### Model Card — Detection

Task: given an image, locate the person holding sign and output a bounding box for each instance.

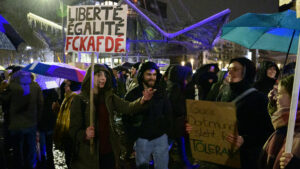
[218,57,274,169]
[68,64,155,169]
[259,75,300,169]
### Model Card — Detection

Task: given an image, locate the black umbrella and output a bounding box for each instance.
[0,14,24,50]
[113,65,128,72]
[122,62,134,69]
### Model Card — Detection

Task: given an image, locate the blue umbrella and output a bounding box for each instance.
[34,74,63,90]
[0,31,16,50]
[221,10,300,64]
[23,62,86,82]
[0,14,24,50]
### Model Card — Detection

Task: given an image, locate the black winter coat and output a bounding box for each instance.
[0,71,44,130]
[166,82,186,139]
[235,91,274,169]
[219,82,274,169]
[39,89,59,131]
[254,77,276,96]
[124,85,172,140]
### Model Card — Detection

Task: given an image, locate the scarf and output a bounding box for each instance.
[260,107,300,169]
[271,107,300,130]
[53,92,77,148]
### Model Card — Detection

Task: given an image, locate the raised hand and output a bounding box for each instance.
[142,88,157,102]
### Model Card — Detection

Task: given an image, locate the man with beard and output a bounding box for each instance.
[125,62,172,169]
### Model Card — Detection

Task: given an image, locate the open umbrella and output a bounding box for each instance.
[34,74,63,90]
[221,10,300,65]
[121,62,133,69]
[22,62,86,82]
[0,32,16,50]
[0,14,24,50]
[113,65,128,72]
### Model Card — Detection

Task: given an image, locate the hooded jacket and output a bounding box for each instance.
[0,70,43,130]
[166,65,192,138]
[69,64,146,169]
[125,62,172,140]
[254,61,279,95]
[219,58,274,169]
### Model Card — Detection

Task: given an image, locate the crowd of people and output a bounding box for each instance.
[0,57,299,169]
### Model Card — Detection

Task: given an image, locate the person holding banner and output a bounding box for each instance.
[259,75,300,169]
[218,57,274,169]
[68,64,155,169]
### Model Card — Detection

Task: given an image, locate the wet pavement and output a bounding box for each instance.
[53,145,68,169]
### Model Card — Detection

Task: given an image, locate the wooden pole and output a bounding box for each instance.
[90,52,95,154]
[285,35,300,153]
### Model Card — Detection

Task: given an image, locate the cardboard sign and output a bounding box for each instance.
[186,99,240,168]
[279,0,292,6]
[297,0,300,18]
[65,5,128,53]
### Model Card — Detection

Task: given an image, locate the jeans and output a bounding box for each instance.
[39,130,55,169]
[136,134,169,169]
[9,126,37,169]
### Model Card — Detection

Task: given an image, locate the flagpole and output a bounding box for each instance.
[284,33,300,153]
[90,52,95,154]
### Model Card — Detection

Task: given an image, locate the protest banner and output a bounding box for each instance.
[65,4,128,154]
[65,5,128,53]
[186,99,240,168]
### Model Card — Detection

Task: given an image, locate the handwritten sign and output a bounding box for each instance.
[186,99,240,168]
[65,5,128,53]
[279,0,292,6]
[297,0,300,18]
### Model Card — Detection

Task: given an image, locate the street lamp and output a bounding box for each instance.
[190,58,194,70]
[181,61,185,66]
[277,63,281,68]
